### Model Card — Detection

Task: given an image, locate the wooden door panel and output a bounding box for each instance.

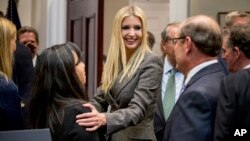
[67,0,103,99]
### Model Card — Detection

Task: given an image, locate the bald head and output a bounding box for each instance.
[178,15,222,56]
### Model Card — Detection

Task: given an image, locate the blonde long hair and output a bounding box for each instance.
[0,17,16,78]
[101,5,151,93]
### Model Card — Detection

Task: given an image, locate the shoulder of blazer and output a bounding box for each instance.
[141,52,163,67]
[226,68,250,84]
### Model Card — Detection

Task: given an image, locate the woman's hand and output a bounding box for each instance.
[76,103,107,131]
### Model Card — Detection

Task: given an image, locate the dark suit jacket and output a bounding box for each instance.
[0,76,23,131]
[214,68,250,141]
[13,42,34,103]
[91,52,163,141]
[217,54,228,75]
[154,56,168,141]
[154,88,166,141]
[53,103,99,141]
[162,63,225,141]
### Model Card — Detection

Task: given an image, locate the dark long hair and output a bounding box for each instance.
[28,42,87,132]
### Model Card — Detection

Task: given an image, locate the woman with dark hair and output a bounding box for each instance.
[28,42,99,141]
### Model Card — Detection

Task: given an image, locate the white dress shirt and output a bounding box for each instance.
[32,54,37,67]
[243,64,250,69]
[161,57,185,103]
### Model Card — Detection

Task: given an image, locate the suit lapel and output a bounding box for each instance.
[184,63,221,91]
[159,95,166,121]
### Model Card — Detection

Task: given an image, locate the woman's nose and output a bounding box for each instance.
[128,28,136,36]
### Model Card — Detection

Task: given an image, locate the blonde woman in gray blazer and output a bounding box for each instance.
[76,5,163,141]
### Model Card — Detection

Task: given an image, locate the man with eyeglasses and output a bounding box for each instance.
[162,15,226,141]
[154,22,184,141]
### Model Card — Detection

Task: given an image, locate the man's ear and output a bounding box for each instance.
[233,46,241,58]
[185,36,192,54]
[161,41,167,54]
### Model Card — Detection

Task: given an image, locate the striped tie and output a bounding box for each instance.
[163,68,176,121]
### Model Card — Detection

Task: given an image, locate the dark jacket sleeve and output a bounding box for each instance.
[13,42,34,103]
[54,104,99,141]
[0,78,23,131]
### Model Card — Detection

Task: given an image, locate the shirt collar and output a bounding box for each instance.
[243,64,250,69]
[185,59,218,85]
[164,56,173,74]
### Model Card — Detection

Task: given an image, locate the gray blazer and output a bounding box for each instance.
[91,52,163,141]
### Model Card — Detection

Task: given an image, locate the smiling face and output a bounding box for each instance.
[121,15,142,55]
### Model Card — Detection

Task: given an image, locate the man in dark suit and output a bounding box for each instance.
[154,22,184,141]
[214,69,250,141]
[162,15,225,141]
[13,42,34,106]
[214,24,250,141]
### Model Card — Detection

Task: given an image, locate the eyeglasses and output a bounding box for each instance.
[163,37,186,45]
[170,37,186,45]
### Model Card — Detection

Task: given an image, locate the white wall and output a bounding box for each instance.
[190,0,250,27]
[31,0,48,53]
[32,0,66,53]
[130,0,170,55]
[0,0,67,54]
[103,0,129,55]
[2,0,250,55]
[169,0,188,22]
[0,0,32,26]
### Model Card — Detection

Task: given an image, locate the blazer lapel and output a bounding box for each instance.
[113,53,149,100]
[114,69,138,99]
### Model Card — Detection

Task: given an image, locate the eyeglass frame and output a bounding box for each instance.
[163,37,186,45]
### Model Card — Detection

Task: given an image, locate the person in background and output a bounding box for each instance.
[154,22,184,141]
[213,69,250,141]
[163,15,225,141]
[28,42,99,141]
[224,11,250,28]
[214,24,250,141]
[217,11,250,75]
[12,41,34,128]
[17,26,39,66]
[221,25,250,72]
[76,5,163,141]
[147,31,155,50]
[219,11,250,73]
[0,17,23,131]
[0,10,34,128]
